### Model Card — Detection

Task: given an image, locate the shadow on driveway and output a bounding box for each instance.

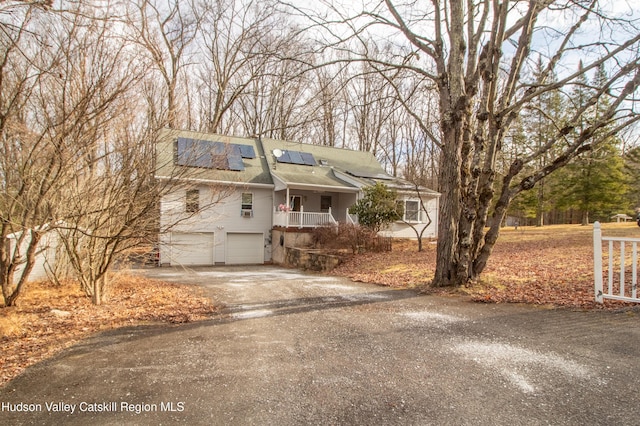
[220,289,420,319]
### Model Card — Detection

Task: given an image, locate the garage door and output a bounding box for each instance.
[226,233,264,264]
[169,232,214,266]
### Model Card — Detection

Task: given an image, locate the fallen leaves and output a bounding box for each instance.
[3,223,639,388]
[0,274,218,387]
[333,239,436,289]
[332,223,640,310]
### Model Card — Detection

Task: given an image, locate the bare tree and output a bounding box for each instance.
[297,0,640,287]
[311,66,343,146]
[49,3,232,305]
[0,2,65,306]
[236,36,314,141]
[126,0,202,129]
[20,2,144,304]
[0,1,242,307]
[56,126,234,305]
[348,57,401,154]
[394,184,435,252]
[402,118,440,189]
[194,0,288,135]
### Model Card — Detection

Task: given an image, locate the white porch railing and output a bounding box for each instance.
[346,208,358,225]
[273,206,338,228]
[593,221,640,304]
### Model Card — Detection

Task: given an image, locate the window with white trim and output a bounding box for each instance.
[186,189,199,213]
[402,200,421,222]
[241,192,253,217]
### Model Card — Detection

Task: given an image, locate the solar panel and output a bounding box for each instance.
[278,151,291,163]
[276,150,316,166]
[300,152,316,166]
[193,140,213,168]
[175,138,247,171]
[227,154,245,171]
[176,137,190,166]
[288,151,304,164]
[176,138,213,168]
[210,142,228,169]
[227,145,245,171]
[207,141,222,155]
[347,170,394,180]
[236,144,256,159]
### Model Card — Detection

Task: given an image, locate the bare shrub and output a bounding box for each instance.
[310,225,339,248]
[311,223,387,254]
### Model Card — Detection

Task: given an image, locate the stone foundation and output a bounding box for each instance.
[271,228,342,272]
[285,247,342,272]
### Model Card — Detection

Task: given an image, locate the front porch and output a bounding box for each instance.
[273,207,357,228]
[272,188,358,229]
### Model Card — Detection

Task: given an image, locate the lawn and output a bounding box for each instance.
[0,274,218,387]
[1,222,638,387]
[332,222,640,309]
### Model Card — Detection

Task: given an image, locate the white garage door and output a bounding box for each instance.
[169,232,214,266]
[226,233,264,264]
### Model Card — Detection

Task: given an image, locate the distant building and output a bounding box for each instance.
[611,214,633,222]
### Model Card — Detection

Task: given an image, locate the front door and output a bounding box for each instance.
[290,195,302,212]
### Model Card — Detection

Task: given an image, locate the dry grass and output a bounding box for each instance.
[332,222,640,310]
[0,273,218,387]
[2,222,638,387]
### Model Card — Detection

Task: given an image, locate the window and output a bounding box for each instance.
[186,189,199,213]
[320,196,332,212]
[241,193,253,217]
[241,192,253,210]
[404,200,420,222]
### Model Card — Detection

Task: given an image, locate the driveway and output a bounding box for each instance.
[2,266,640,425]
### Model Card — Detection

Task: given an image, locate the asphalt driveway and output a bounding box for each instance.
[2,266,640,425]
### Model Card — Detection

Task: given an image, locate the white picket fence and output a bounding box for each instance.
[593,221,640,304]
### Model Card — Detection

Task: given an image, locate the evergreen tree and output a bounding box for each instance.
[556,63,629,224]
[349,182,401,232]
[624,146,640,212]
[559,142,628,222]
[508,57,566,226]
[522,58,566,226]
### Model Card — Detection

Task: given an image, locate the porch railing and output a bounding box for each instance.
[593,221,640,304]
[346,209,358,225]
[274,206,337,228]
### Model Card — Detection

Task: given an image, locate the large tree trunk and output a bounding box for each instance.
[1,230,42,307]
[536,182,545,227]
[581,211,590,226]
[431,0,468,287]
[92,274,107,306]
[433,134,463,287]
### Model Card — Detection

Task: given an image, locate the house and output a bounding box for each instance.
[155,128,440,266]
[611,213,633,223]
[5,225,70,282]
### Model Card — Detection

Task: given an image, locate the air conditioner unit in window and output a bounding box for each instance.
[241,209,253,218]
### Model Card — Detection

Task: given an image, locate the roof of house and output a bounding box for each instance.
[156,129,439,197]
[155,128,273,186]
[611,213,633,219]
[260,138,391,191]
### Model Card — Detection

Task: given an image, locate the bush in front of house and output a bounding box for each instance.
[311,223,390,254]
